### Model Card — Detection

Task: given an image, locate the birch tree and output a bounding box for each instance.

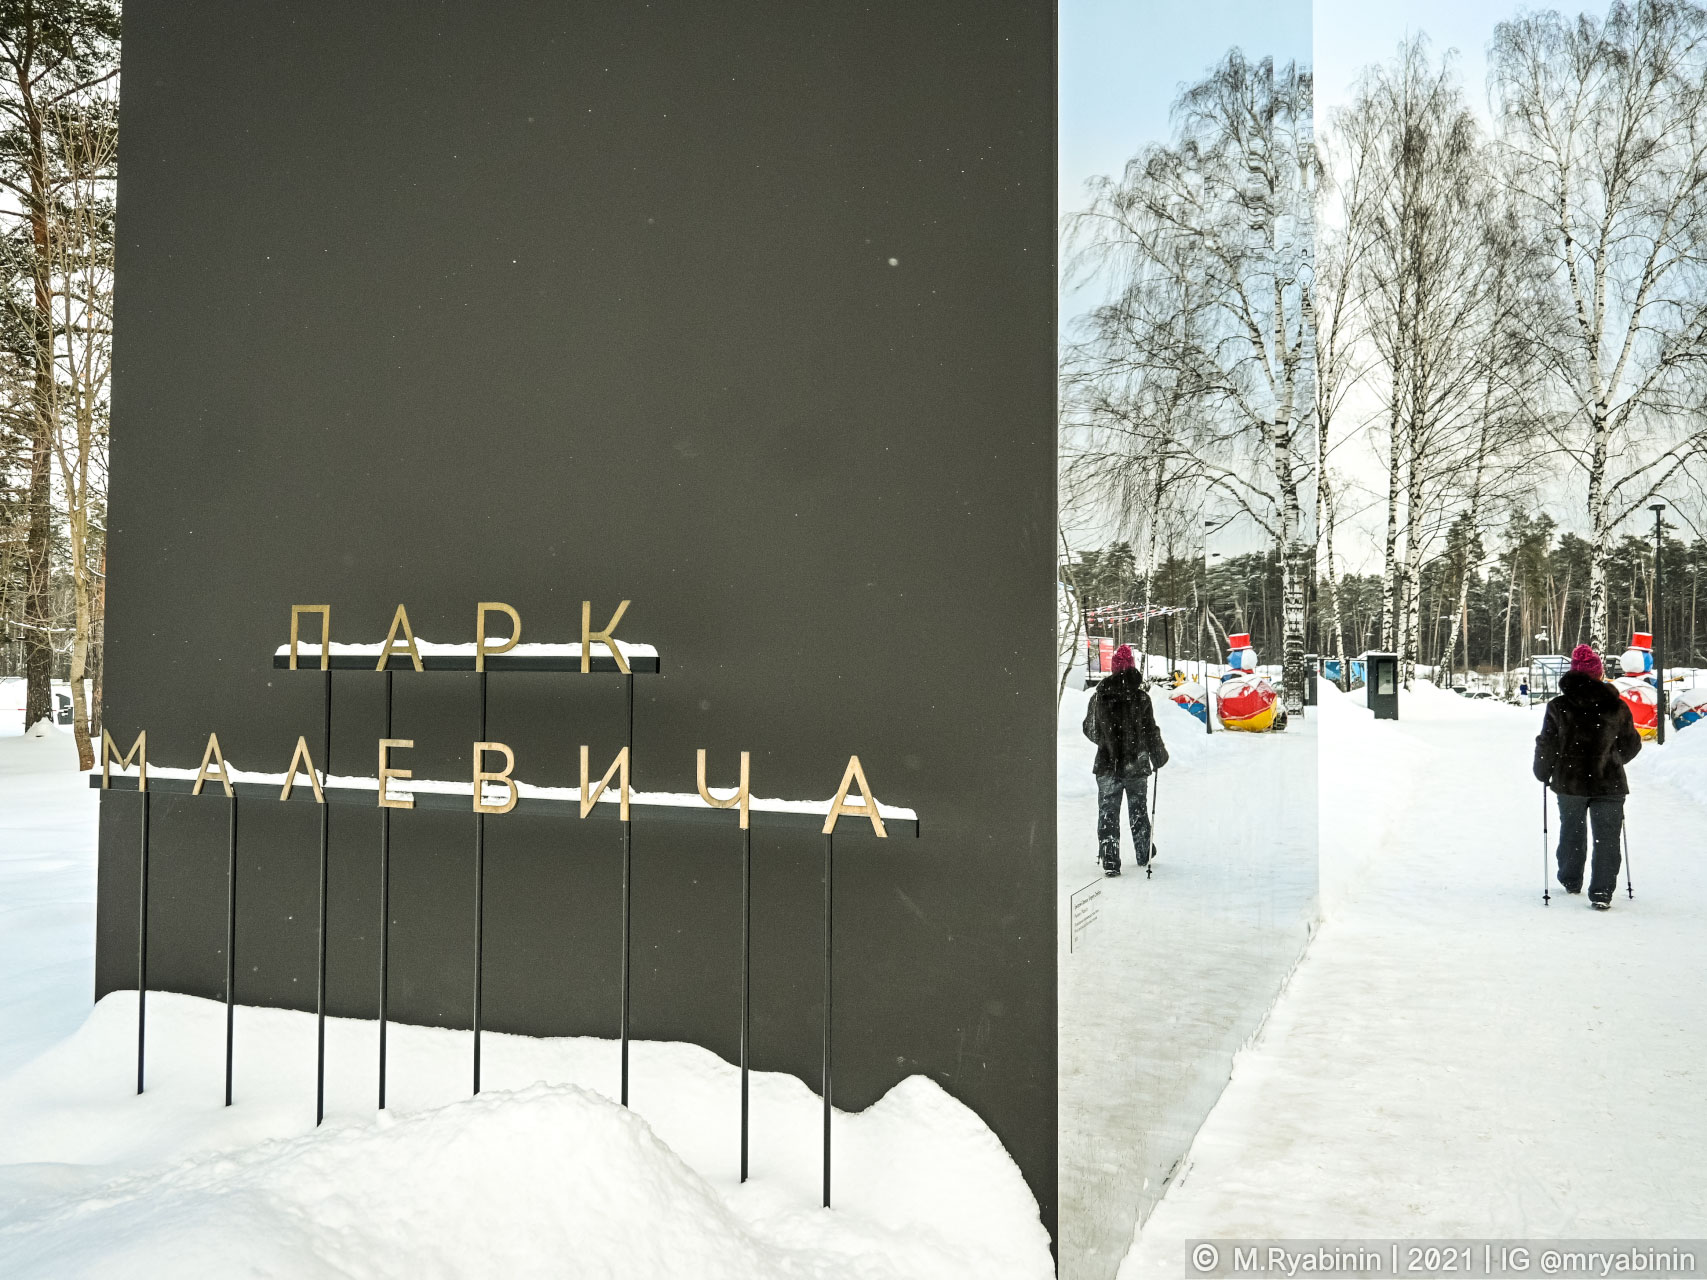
[1493,0,1707,650]
[42,87,113,766]
[1065,52,1317,709]
[1335,41,1502,680]
[0,0,120,729]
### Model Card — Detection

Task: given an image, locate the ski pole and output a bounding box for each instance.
[1148,767,1159,879]
[1623,814,1634,900]
[1541,782,1550,907]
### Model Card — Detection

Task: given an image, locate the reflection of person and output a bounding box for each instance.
[1083,644,1169,876]
[1533,644,1642,910]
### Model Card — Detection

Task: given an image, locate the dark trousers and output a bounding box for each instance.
[1097,772,1151,869]
[1556,793,1624,899]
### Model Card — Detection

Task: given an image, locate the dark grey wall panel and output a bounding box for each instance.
[100,0,1056,1231]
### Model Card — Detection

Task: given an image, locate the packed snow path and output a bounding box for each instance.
[1059,676,1318,1280]
[1121,683,1707,1275]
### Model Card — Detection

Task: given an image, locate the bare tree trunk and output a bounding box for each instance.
[19,68,55,732]
[1502,554,1515,693]
[89,546,105,739]
[22,420,51,730]
[1322,476,1346,659]
[1587,409,1611,650]
[1057,530,1084,710]
[1382,393,1403,649]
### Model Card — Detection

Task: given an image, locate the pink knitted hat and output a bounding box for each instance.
[1568,644,1603,678]
[1110,644,1137,674]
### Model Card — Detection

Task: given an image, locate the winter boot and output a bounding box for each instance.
[1589,893,1612,911]
[1101,854,1122,878]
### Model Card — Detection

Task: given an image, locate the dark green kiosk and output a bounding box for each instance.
[1362,651,1400,719]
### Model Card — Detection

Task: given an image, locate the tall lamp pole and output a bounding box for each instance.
[1203,522,1217,736]
[1652,502,1667,744]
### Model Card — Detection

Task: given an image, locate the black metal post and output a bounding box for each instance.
[378,669,393,1110]
[316,669,331,1126]
[136,790,151,1095]
[473,670,487,1095]
[822,831,834,1210]
[1653,503,1667,745]
[224,794,239,1106]
[620,672,634,1107]
[740,824,752,1182]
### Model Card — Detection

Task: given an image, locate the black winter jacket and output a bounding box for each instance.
[1532,670,1643,796]
[1082,669,1170,778]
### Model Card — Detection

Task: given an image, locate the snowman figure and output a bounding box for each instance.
[1613,632,1660,740]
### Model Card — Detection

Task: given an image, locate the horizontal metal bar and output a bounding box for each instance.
[90,774,919,838]
[271,652,660,674]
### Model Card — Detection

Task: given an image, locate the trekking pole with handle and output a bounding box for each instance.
[1623,815,1634,899]
[1147,767,1159,879]
[1542,781,1550,907]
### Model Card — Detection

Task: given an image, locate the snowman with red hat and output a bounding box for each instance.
[1613,632,1660,741]
[1216,632,1282,732]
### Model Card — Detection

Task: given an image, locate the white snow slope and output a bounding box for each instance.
[1059,673,1318,1280]
[0,726,96,1079]
[0,727,1051,1280]
[1120,682,1707,1276]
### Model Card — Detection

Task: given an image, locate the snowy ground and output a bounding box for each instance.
[1119,682,1707,1276]
[0,727,1051,1279]
[0,726,97,1080]
[1058,673,1318,1280]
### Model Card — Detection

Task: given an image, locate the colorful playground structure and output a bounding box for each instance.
[1674,684,1707,731]
[1215,633,1282,732]
[1168,632,1282,732]
[1615,633,1660,740]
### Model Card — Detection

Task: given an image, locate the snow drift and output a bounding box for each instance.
[0,992,1050,1280]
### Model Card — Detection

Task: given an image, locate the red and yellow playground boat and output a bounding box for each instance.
[1216,633,1282,732]
[1614,633,1660,741]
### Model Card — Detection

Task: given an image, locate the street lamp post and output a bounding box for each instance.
[1652,502,1666,745]
[1203,523,1218,736]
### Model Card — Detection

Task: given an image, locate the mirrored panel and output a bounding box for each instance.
[1058,2,1318,1274]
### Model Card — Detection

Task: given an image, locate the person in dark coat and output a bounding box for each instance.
[1533,644,1642,909]
[1083,644,1169,875]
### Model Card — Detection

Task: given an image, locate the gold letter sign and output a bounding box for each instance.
[695,748,750,829]
[473,742,519,814]
[192,733,234,798]
[823,755,887,837]
[377,604,423,672]
[378,739,415,809]
[475,602,521,672]
[582,599,631,674]
[579,745,630,819]
[279,736,325,803]
[101,729,146,790]
[290,605,331,671]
